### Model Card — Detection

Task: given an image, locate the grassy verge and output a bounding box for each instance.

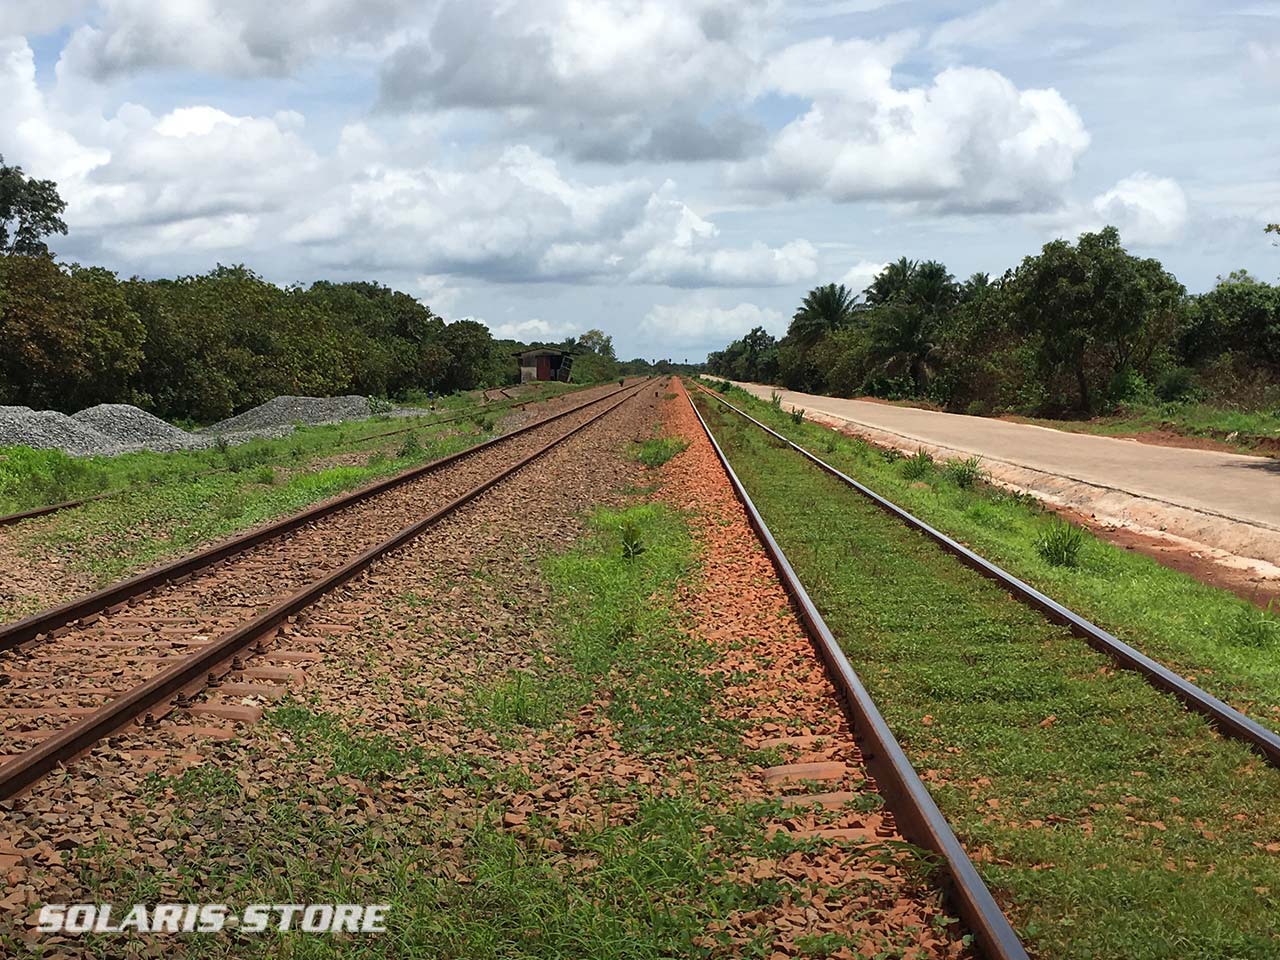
[0,381,583,517]
[1011,402,1280,454]
[696,380,1280,722]
[693,388,1280,960]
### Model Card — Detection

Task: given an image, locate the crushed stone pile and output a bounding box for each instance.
[203,395,374,435]
[0,393,441,457]
[72,404,203,452]
[0,409,128,457]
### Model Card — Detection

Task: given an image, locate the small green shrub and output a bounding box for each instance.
[770,392,782,409]
[252,465,276,485]
[397,432,423,459]
[632,437,688,468]
[620,518,646,560]
[366,451,386,468]
[881,447,902,464]
[367,395,394,418]
[790,408,805,424]
[901,448,934,480]
[943,456,983,489]
[1035,518,1087,568]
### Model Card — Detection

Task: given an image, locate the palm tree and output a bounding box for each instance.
[864,257,917,306]
[867,260,958,393]
[789,283,858,344]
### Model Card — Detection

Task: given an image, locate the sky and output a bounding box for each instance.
[2,1,1278,362]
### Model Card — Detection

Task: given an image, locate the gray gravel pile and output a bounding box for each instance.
[0,409,128,457]
[203,395,374,435]
[72,404,203,451]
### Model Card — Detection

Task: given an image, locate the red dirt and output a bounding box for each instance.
[659,381,969,959]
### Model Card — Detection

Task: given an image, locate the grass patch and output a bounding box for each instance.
[693,383,1280,719]
[1034,518,1087,568]
[694,388,1280,960]
[630,437,689,468]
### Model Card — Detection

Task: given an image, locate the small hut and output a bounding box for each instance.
[514,348,574,383]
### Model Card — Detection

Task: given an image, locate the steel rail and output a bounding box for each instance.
[0,387,575,529]
[691,381,1280,768]
[684,386,1029,960]
[0,382,644,652]
[0,382,644,800]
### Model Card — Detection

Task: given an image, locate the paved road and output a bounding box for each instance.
[732,382,1280,532]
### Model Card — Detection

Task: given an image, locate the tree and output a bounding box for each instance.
[0,156,68,256]
[1007,227,1184,413]
[576,328,616,359]
[789,283,858,344]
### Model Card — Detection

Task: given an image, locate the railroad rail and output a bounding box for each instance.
[684,385,1029,960]
[0,387,570,529]
[690,381,1280,768]
[0,380,649,798]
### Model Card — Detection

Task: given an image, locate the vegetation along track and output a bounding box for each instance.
[692,380,1280,766]
[0,386,564,528]
[690,379,1280,959]
[0,380,650,798]
[680,381,1027,960]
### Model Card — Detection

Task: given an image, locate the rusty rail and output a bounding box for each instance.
[0,382,644,799]
[691,381,1280,768]
[685,386,1029,960]
[0,382,639,652]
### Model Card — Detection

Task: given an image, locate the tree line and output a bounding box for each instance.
[708,227,1280,417]
[0,155,702,423]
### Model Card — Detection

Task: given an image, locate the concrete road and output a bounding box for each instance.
[731,382,1280,533]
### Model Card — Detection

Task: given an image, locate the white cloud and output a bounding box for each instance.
[0,1,92,36]
[1,40,813,286]
[487,317,575,341]
[928,0,1067,52]
[840,259,887,295]
[744,34,1090,212]
[58,0,415,78]
[641,300,785,352]
[378,0,768,161]
[1089,173,1189,246]
[1250,40,1280,81]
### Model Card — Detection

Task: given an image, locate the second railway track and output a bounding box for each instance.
[0,379,650,798]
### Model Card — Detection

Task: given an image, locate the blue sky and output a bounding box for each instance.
[2,1,1277,362]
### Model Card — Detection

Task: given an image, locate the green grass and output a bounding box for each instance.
[693,382,1280,723]
[1014,402,1280,454]
[694,389,1280,960]
[628,437,689,468]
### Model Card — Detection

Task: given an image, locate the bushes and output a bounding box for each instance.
[0,447,110,511]
[1035,519,1087,568]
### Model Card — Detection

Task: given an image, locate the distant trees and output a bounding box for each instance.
[0,156,68,256]
[708,225,1279,417]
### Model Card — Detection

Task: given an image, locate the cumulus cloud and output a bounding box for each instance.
[57,0,417,78]
[743,34,1090,212]
[840,259,888,295]
[1088,173,1189,246]
[1,38,812,288]
[378,0,768,162]
[487,317,576,341]
[641,300,785,353]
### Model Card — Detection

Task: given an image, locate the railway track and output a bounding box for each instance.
[0,379,649,798]
[0,386,568,529]
[691,380,1280,768]
[682,383,1029,960]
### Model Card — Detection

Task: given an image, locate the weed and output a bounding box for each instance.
[366,450,386,468]
[1035,518,1087,568]
[620,517,646,559]
[901,448,934,480]
[881,447,902,464]
[632,437,688,468]
[367,395,395,417]
[943,455,984,489]
[1233,601,1280,648]
[252,465,276,485]
[397,432,423,459]
[790,408,805,424]
[770,392,782,409]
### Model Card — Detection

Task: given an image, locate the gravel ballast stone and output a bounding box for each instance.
[204,395,374,435]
